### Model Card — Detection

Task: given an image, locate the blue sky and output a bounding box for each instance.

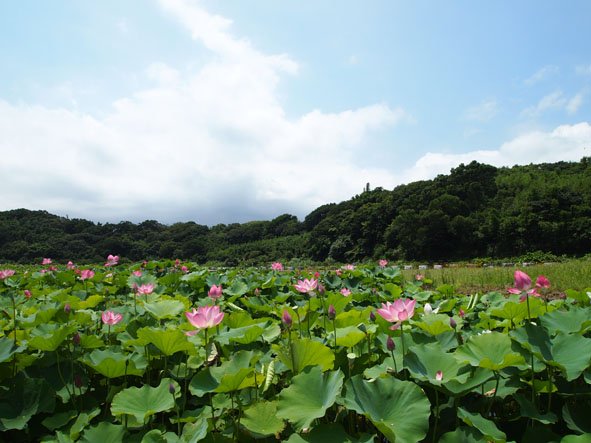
[1,0,590,225]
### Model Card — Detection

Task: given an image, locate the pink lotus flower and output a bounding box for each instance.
[343,264,355,271]
[132,270,143,277]
[508,270,541,302]
[101,310,123,325]
[378,259,388,268]
[66,261,76,270]
[436,370,443,381]
[136,283,155,296]
[208,285,223,300]
[335,269,342,276]
[0,269,15,280]
[24,289,32,299]
[185,305,224,330]
[415,274,424,281]
[105,254,119,267]
[340,288,352,297]
[181,265,189,273]
[42,258,52,265]
[377,299,416,330]
[271,262,284,271]
[459,308,465,318]
[80,269,95,281]
[536,275,550,289]
[294,278,318,293]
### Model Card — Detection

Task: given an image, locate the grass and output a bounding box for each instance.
[401,259,591,294]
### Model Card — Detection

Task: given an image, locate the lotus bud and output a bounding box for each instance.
[327,304,336,321]
[72,332,81,346]
[436,370,443,381]
[64,303,71,315]
[169,383,176,395]
[387,336,395,351]
[459,308,465,318]
[450,317,457,329]
[318,283,326,295]
[24,289,32,299]
[282,310,292,329]
[74,374,83,388]
[369,311,376,322]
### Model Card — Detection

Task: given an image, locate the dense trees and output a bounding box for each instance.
[1,159,590,264]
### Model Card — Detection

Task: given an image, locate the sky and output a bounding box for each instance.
[1,0,590,226]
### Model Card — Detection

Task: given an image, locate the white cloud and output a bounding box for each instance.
[463,99,498,122]
[566,93,584,114]
[576,64,591,76]
[401,122,591,182]
[520,91,566,118]
[0,0,405,224]
[524,65,559,86]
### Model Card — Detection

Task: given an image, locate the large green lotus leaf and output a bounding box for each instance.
[491,300,529,324]
[325,292,353,315]
[28,323,78,351]
[69,407,101,440]
[143,299,186,320]
[275,338,335,373]
[444,368,493,395]
[79,334,105,349]
[111,378,177,423]
[413,314,454,336]
[189,369,219,397]
[216,323,266,345]
[0,336,23,363]
[189,350,257,395]
[404,343,469,383]
[276,367,343,431]
[81,349,145,378]
[510,323,553,362]
[551,334,591,381]
[180,416,208,443]
[215,367,256,393]
[224,311,258,328]
[383,283,402,298]
[439,426,488,442]
[80,422,126,443]
[241,401,285,438]
[224,280,249,296]
[334,310,366,328]
[330,326,366,348]
[137,327,195,356]
[341,375,430,443]
[77,294,105,309]
[455,332,526,371]
[21,308,58,327]
[0,376,55,431]
[457,408,506,443]
[41,410,78,431]
[513,393,557,424]
[539,307,591,335]
[285,423,374,443]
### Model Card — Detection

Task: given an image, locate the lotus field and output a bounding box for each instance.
[2,258,591,442]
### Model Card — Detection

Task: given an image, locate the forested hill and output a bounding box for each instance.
[1,158,590,264]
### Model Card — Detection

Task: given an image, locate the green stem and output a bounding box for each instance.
[432,389,440,443]
[525,293,532,324]
[307,299,312,338]
[332,319,337,348]
[531,353,536,405]
[294,310,302,339]
[547,366,552,413]
[288,331,296,373]
[486,371,500,417]
[390,349,397,373]
[400,324,406,356]
[320,295,327,332]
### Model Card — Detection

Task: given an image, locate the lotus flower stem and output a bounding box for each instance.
[547,366,553,412]
[320,295,327,332]
[288,331,296,373]
[486,371,500,417]
[531,353,536,405]
[307,299,312,338]
[432,389,440,443]
[400,325,406,356]
[525,293,532,324]
[332,318,337,348]
[390,349,397,373]
[294,310,302,339]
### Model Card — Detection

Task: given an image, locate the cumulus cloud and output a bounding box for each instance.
[401,122,591,182]
[0,0,405,225]
[520,91,566,118]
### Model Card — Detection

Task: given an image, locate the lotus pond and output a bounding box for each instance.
[1,259,591,442]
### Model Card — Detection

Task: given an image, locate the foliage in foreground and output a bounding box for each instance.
[1,258,591,442]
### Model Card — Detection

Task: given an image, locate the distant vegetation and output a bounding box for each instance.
[1,158,590,265]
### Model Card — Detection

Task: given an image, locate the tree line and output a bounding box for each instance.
[1,158,589,265]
